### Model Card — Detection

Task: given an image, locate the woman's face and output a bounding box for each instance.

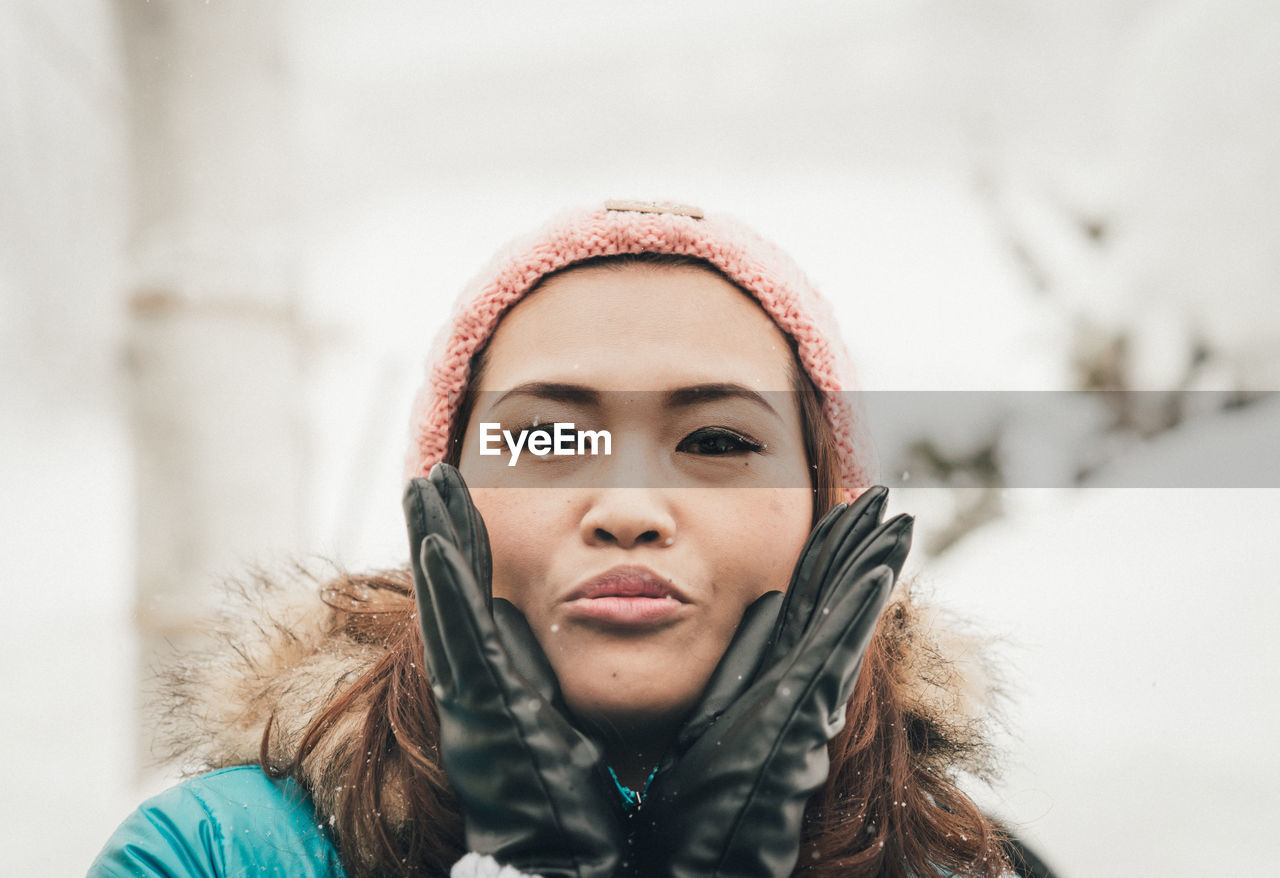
[457,263,813,736]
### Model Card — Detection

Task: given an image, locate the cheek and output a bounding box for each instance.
[468,488,565,606]
[705,488,812,601]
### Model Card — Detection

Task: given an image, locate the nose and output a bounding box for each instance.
[579,488,676,549]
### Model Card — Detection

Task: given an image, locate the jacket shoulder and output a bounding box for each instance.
[87,766,346,878]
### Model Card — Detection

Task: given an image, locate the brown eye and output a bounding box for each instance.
[678,428,765,456]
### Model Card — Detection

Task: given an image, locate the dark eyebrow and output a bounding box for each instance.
[493,383,600,407]
[665,383,782,421]
[493,382,781,421]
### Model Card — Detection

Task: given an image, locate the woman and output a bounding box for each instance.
[91,202,1017,877]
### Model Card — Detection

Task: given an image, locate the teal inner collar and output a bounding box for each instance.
[607,765,659,812]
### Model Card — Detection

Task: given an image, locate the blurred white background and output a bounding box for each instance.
[2,1,1278,874]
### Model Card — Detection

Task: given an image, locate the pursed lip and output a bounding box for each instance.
[563,565,690,603]
[561,565,692,628]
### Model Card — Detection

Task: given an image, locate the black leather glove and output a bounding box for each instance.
[632,486,912,878]
[404,464,625,878]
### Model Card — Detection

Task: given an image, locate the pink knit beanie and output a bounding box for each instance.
[405,200,879,500]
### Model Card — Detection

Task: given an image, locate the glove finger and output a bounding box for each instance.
[765,512,909,712]
[807,487,889,593]
[412,576,455,695]
[406,474,460,549]
[803,558,896,686]
[765,562,896,733]
[816,565,896,732]
[753,513,911,719]
[670,562,894,859]
[423,545,625,876]
[404,474,478,603]
[839,485,891,546]
[766,502,846,657]
[404,481,458,693]
[709,565,896,874]
[768,487,890,661]
[802,508,910,638]
[492,597,561,706]
[823,512,914,596]
[677,590,784,751]
[429,463,494,604]
[420,534,510,706]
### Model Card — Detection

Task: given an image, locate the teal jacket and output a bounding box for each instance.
[88,766,346,878]
[88,766,1037,878]
[88,765,646,878]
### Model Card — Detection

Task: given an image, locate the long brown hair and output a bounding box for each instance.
[280,257,1010,877]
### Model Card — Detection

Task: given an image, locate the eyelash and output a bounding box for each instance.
[503,424,766,456]
[677,427,766,456]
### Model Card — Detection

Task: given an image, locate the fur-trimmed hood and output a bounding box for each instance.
[153,566,1004,840]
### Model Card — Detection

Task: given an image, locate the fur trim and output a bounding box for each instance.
[881,582,1005,781]
[151,567,1004,844]
[151,565,414,830]
[153,566,363,772]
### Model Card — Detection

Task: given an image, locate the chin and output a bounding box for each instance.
[559,662,704,737]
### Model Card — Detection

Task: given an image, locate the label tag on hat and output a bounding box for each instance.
[604,199,704,219]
